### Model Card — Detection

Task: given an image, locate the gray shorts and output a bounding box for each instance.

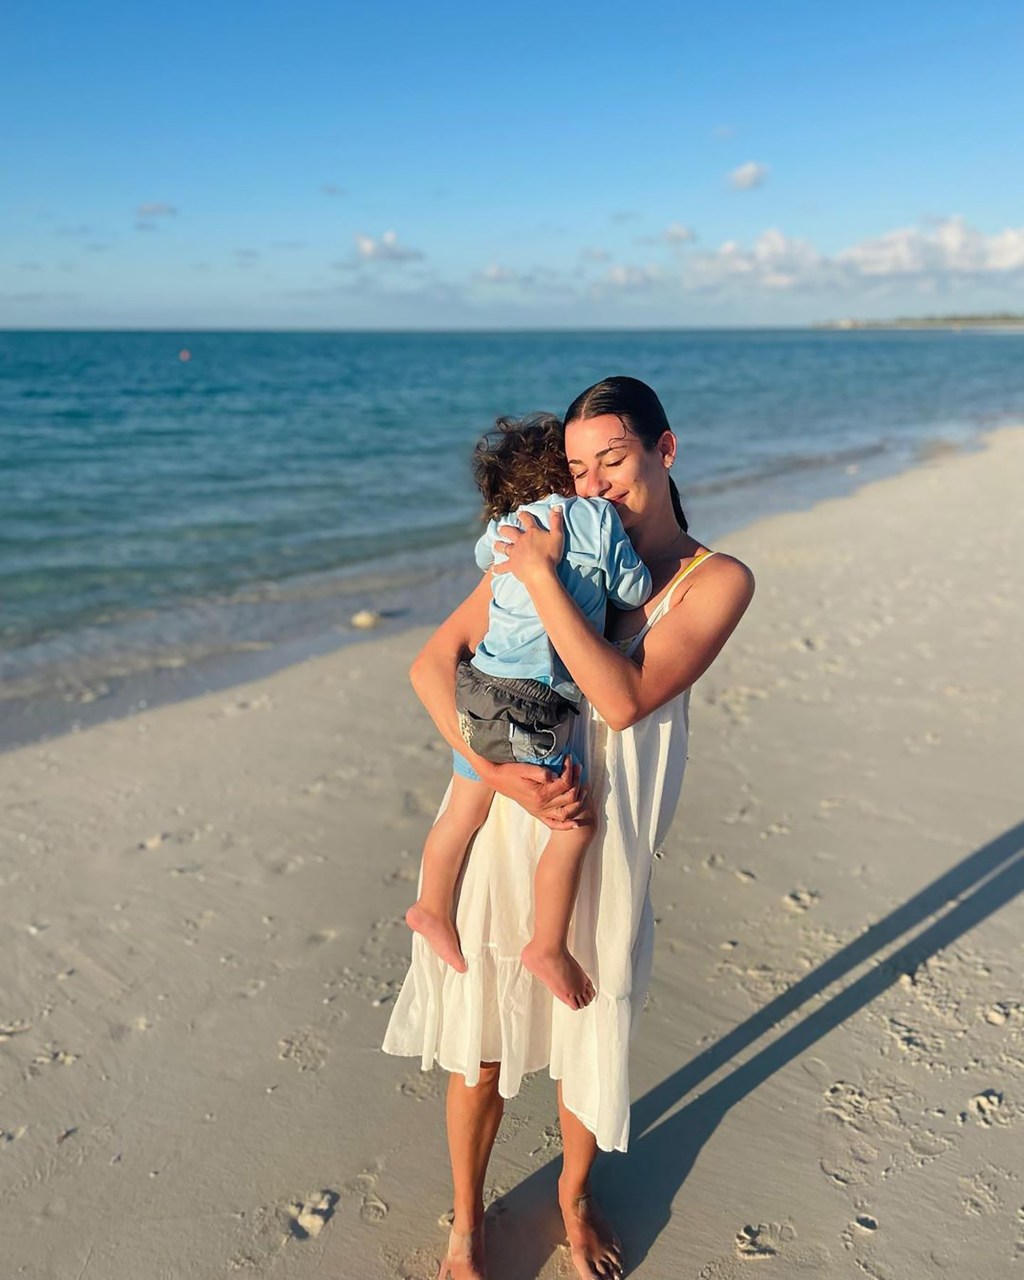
[454,659,577,767]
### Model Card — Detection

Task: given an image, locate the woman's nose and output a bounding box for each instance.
[580,472,607,499]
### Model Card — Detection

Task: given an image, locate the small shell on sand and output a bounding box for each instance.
[350,609,383,630]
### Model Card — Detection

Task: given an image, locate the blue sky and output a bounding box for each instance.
[3,0,1023,328]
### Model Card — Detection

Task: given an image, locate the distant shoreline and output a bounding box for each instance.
[816,314,1024,331]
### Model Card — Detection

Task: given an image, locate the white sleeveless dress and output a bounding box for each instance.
[382,551,718,1152]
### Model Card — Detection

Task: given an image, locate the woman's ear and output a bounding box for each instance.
[659,430,677,469]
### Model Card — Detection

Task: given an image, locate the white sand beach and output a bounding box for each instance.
[2,429,1022,1279]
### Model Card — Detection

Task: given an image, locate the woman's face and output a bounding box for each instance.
[564,413,675,531]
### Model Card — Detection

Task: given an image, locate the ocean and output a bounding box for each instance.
[3,328,1023,748]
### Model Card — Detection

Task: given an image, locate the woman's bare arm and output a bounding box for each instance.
[493,508,755,730]
[408,572,493,761]
[515,554,754,730]
[409,572,588,827]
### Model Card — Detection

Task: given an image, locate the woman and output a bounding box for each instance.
[383,377,755,1279]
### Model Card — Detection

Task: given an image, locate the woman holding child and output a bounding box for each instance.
[383,376,754,1279]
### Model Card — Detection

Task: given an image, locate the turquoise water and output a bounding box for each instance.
[3,328,1024,721]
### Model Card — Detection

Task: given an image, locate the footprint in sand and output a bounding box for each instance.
[399,1071,443,1102]
[382,861,418,885]
[983,1001,1023,1027]
[277,1030,328,1072]
[286,1189,338,1239]
[228,1190,336,1270]
[307,928,339,947]
[819,1075,953,1190]
[528,1124,563,1158]
[698,1219,829,1277]
[785,888,821,912]
[137,826,209,852]
[735,1221,794,1258]
[269,852,305,875]
[28,1046,79,1076]
[959,1166,1011,1217]
[841,1210,879,1251]
[345,1171,389,1223]
[760,819,792,839]
[966,1090,1006,1127]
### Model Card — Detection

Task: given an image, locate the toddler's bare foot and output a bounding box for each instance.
[558,1183,624,1279]
[406,902,468,972]
[521,939,595,1009]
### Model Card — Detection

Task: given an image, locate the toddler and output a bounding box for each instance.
[405,413,651,1009]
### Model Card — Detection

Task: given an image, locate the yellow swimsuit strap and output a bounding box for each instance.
[659,547,715,602]
[618,549,718,656]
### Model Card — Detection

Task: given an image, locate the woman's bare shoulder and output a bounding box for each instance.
[688,549,755,601]
[656,549,755,638]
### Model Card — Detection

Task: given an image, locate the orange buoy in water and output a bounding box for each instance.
[179,349,191,362]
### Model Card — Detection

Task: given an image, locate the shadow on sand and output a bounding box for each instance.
[484,820,1024,1278]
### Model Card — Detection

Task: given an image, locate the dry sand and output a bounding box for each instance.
[2,429,1022,1280]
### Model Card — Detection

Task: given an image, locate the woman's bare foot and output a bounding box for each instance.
[436,1224,487,1279]
[406,902,468,973]
[558,1183,624,1279]
[521,939,595,1009]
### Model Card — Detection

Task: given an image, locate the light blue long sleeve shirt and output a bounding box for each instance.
[472,493,652,703]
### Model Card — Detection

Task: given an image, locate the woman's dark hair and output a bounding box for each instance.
[472,412,574,521]
[563,375,688,531]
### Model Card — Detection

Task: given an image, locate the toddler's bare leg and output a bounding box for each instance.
[520,825,596,1009]
[406,775,494,973]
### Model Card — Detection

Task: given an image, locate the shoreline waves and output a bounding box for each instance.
[6,327,1024,751]
[0,425,999,754]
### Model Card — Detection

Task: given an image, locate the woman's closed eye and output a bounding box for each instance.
[570,459,623,482]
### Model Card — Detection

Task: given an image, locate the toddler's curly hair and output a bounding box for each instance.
[471,412,574,521]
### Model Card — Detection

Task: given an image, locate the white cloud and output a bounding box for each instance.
[354,230,423,263]
[684,216,1024,294]
[469,263,580,297]
[837,215,1024,277]
[729,162,768,191]
[604,264,663,291]
[665,222,696,244]
[689,228,824,290]
[136,202,177,217]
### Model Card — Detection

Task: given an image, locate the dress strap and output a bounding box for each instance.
[626,549,719,657]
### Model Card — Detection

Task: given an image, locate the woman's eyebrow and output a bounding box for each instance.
[567,444,627,466]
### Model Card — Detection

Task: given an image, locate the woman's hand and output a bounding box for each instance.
[477,756,590,830]
[492,506,565,588]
